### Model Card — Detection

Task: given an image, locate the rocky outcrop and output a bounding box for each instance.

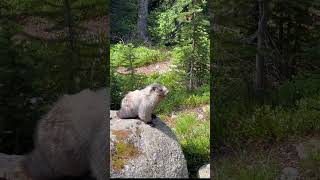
[197,164,210,178]
[110,110,189,178]
[1,110,189,179]
[0,153,29,180]
[281,167,299,180]
[0,152,100,180]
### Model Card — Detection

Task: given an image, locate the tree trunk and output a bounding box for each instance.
[255,0,268,91]
[63,0,77,93]
[64,0,75,51]
[128,45,135,87]
[137,0,149,43]
[187,0,197,91]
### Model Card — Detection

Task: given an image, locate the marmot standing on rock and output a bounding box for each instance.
[21,88,108,180]
[117,83,169,126]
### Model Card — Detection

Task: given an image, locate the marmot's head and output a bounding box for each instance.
[146,83,169,100]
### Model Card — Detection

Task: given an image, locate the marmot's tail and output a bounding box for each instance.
[116,110,123,118]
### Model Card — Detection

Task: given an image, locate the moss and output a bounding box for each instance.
[112,141,141,171]
[111,129,141,172]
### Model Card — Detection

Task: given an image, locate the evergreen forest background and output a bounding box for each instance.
[210,1,320,179]
[0,0,108,155]
[0,0,319,179]
[111,0,210,177]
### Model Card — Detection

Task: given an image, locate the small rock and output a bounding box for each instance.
[281,167,299,180]
[171,113,177,119]
[295,144,307,160]
[197,114,205,120]
[295,138,320,160]
[197,164,210,179]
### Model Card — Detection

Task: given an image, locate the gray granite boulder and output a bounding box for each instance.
[110,110,189,178]
[0,153,30,180]
[281,167,299,180]
[197,164,210,178]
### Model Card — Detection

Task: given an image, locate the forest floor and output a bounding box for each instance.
[214,134,320,179]
[17,16,108,40]
[116,60,172,75]
[161,105,210,127]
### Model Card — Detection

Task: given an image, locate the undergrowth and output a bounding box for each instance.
[214,74,320,147]
[173,113,210,178]
[111,43,170,68]
[213,151,279,180]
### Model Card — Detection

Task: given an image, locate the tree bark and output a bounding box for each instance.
[255,0,268,91]
[64,0,75,51]
[63,0,77,93]
[188,0,197,91]
[137,0,150,43]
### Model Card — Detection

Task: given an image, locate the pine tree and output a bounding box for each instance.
[0,0,109,153]
[148,0,209,91]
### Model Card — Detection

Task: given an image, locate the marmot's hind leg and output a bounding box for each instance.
[138,109,152,123]
[146,121,155,127]
[117,110,138,119]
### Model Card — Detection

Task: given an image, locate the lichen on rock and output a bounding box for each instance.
[111,129,141,171]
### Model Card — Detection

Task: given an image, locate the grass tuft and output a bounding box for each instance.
[173,113,210,178]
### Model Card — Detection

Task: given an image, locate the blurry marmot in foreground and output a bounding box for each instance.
[21,88,108,180]
[117,83,169,126]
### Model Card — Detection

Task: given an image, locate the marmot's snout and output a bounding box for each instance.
[162,86,169,97]
[155,84,169,98]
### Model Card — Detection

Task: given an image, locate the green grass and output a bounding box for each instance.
[156,88,209,115]
[214,74,320,147]
[111,66,210,113]
[182,86,210,108]
[173,113,210,178]
[214,152,279,180]
[214,92,320,146]
[239,94,320,143]
[111,43,170,68]
[213,137,320,180]
[139,71,210,114]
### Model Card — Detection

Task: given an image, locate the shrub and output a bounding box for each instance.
[173,113,210,178]
[233,94,320,144]
[214,154,279,180]
[111,43,169,68]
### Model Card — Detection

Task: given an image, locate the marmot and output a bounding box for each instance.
[116,83,169,126]
[21,88,108,180]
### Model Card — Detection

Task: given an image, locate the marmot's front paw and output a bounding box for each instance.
[146,121,155,127]
[151,114,157,119]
